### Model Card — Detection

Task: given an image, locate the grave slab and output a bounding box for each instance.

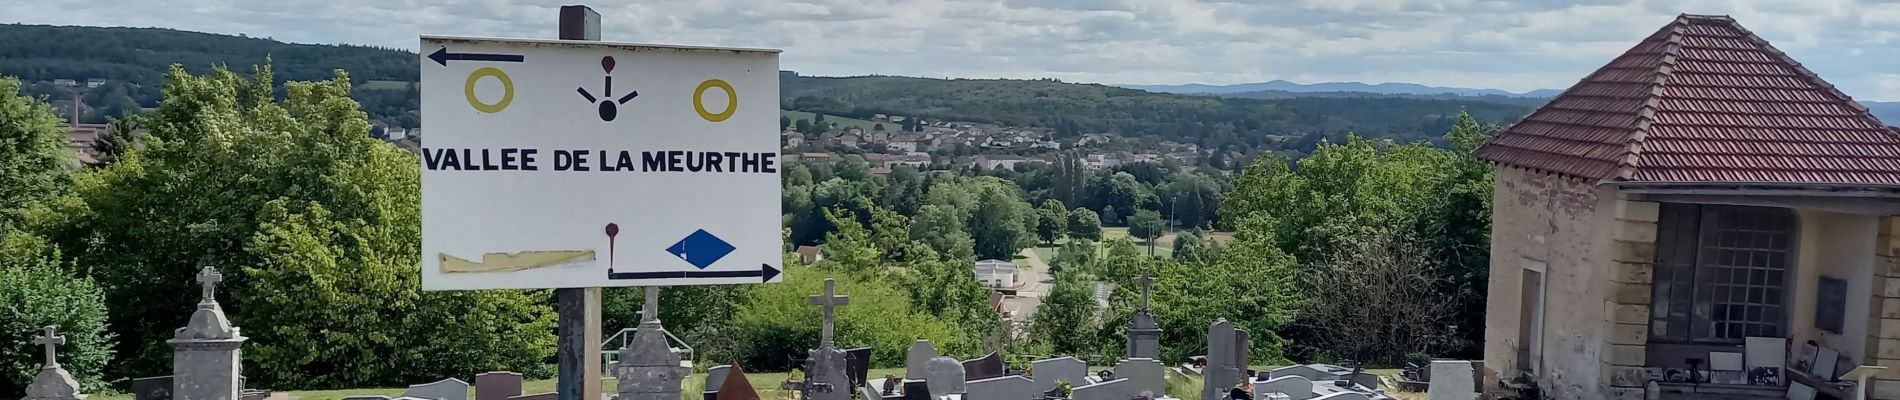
[403,378,470,400]
[1031,357,1086,392]
[474,372,523,400]
[966,375,1034,400]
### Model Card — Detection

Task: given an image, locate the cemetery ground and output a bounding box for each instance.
[84,367,1418,400]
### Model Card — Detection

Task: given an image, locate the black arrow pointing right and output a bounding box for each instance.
[609,263,781,283]
[428,47,526,66]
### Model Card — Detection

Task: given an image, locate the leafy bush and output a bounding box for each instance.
[0,229,112,398]
[731,265,964,371]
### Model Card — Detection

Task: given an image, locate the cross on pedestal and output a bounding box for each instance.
[196,266,224,304]
[1132,268,1157,312]
[807,279,850,349]
[33,325,65,369]
[640,286,660,323]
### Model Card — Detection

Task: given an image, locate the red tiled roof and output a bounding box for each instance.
[1475,14,1900,185]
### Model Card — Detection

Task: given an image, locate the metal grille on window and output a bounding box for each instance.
[1647,204,1794,343]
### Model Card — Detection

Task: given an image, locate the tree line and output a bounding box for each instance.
[0,63,1500,398]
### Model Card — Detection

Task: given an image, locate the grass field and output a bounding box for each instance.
[91,365,1420,400]
[782,110,895,134]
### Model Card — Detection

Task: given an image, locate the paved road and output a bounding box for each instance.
[999,247,1053,332]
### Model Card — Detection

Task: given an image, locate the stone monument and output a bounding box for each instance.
[24,325,85,400]
[782,279,851,400]
[1126,269,1162,360]
[1201,319,1239,400]
[171,266,246,400]
[614,287,687,400]
[1031,357,1086,393]
[906,340,938,379]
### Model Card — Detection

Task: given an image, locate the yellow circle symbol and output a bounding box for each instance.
[464,67,514,113]
[694,79,737,122]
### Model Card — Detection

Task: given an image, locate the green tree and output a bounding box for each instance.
[1036,199,1068,245]
[795,118,813,133]
[44,66,557,386]
[969,184,1034,260]
[0,76,73,223]
[912,205,975,260]
[1067,208,1102,241]
[89,116,145,166]
[835,155,873,181]
[732,264,964,370]
[781,115,792,130]
[1100,205,1120,226]
[0,229,113,398]
[873,123,885,131]
[1030,270,1097,355]
[820,208,880,274]
[1127,209,1164,245]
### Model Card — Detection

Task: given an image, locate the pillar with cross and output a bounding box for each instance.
[169,266,246,400]
[23,325,84,400]
[614,285,687,400]
[1125,268,1163,360]
[785,279,851,400]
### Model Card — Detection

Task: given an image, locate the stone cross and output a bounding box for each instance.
[808,279,850,349]
[1132,269,1157,311]
[196,266,223,304]
[641,286,661,323]
[34,325,65,368]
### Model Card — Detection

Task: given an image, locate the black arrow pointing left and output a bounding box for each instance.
[428,47,525,66]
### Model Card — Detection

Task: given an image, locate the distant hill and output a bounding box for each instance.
[0,24,419,126]
[782,72,1534,154]
[1124,79,1562,98]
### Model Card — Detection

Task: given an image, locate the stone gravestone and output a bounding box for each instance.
[171,267,246,400]
[845,348,874,389]
[403,378,469,400]
[901,380,932,400]
[1233,329,1250,375]
[1031,357,1086,392]
[701,366,732,398]
[906,340,939,379]
[925,356,968,395]
[1252,376,1313,400]
[24,325,85,400]
[473,372,522,400]
[1312,393,1369,400]
[1070,378,1130,400]
[616,287,688,400]
[966,375,1034,400]
[1202,319,1238,400]
[963,352,1006,381]
[1114,358,1165,398]
[784,279,852,400]
[1424,361,1475,400]
[133,376,174,400]
[1126,270,1162,360]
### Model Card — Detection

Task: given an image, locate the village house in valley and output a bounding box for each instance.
[1477,14,1900,400]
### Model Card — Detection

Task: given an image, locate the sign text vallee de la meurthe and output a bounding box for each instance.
[419,36,784,291]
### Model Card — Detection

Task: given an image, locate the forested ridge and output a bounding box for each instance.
[0,25,1534,149]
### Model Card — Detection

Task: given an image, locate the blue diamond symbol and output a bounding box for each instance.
[666,229,735,269]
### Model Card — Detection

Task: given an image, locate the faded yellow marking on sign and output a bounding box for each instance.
[440,250,596,273]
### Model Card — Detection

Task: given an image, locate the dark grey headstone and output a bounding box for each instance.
[1204,319,1238,400]
[964,352,1006,381]
[966,375,1035,400]
[404,378,470,400]
[474,372,523,400]
[1252,376,1313,400]
[926,356,968,394]
[846,347,875,388]
[133,376,174,400]
[1071,378,1130,400]
[907,340,939,379]
[902,380,932,400]
[1031,357,1086,392]
[702,366,732,394]
[1115,359,1164,397]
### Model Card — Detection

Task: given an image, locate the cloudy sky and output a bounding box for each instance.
[12,0,1900,100]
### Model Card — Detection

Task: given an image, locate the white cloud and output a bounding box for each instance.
[8,0,1900,100]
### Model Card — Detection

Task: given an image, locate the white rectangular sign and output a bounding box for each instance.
[420,36,782,290]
